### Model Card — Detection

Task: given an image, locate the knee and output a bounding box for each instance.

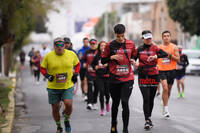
[65,102,72,108]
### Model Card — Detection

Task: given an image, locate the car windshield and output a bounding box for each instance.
[183,51,200,59]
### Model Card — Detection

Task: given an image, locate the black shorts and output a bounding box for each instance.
[109,80,134,102]
[159,70,176,85]
[79,68,86,81]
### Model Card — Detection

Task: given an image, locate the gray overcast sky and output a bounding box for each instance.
[46,0,109,39]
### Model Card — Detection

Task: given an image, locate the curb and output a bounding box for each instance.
[1,78,16,133]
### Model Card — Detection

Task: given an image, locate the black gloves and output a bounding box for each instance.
[72,73,78,83]
[45,73,54,82]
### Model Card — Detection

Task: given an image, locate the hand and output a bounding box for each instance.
[83,63,87,68]
[131,59,138,69]
[103,64,108,67]
[45,74,54,82]
[147,55,157,62]
[72,73,78,83]
[95,66,99,70]
[111,54,123,61]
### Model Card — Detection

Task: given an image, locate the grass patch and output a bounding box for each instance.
[0,78,13,132]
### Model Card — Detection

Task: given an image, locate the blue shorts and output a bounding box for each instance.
[176,75,185,80]
[47,87,74,104]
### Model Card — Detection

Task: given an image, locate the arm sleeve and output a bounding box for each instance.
[40,66,47,76]
[74,61,81,74]
[157,48,169,58]
[91,54,99,69]
[101,44,111,64]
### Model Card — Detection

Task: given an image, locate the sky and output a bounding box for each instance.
[46,0,109,38]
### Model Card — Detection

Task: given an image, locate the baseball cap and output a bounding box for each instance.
[64,37,71,43]
[54,37,64,45]
[89,39,97,44]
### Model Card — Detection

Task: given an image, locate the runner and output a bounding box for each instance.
[176,46,189,98]
[40,38,80,133]
[83,39,98,110]
[40,43,51,81]
[101,24,136,133]
[133,30,168,130]
[19,50,26,70]
[28,47,35,75]
[92,41,110,116]
[32,50,41,84]
[64,37,76,54]
[158,30,180,118]
[77,37,90,101]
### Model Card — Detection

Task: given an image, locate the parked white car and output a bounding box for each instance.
[182,49,200,74]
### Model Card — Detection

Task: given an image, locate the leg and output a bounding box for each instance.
[121,81,134,132]
[110,83,121,132]
[161,79,168,106]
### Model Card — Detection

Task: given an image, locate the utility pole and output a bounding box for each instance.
[161,0,165,32]
[104,11,108,42]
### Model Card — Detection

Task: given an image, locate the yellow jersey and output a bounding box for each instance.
[41,49,79,89]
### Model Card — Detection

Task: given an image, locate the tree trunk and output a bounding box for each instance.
[4,41,14,77]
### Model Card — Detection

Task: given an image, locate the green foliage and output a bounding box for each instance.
[167,0,200,35]
[94,11,120,39]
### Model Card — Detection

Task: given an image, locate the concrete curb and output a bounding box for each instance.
[1,78,16,133]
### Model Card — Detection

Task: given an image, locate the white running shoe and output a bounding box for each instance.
[87,104,93,110]
[163,111,170,118]
[92,103,98,110]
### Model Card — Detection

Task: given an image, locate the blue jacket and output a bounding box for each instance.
[77,46,90,68]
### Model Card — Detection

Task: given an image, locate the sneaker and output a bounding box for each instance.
[144,120,151,130]
[92,103,98,110]
[156,92,160,97]
[100,109,105,116]
[87,103,93,110]
[110,126,118,133]
[64,120,71,133]
[106,103,110,112]
[178,93,181,98]
[181,92,185,98]
[84,95,88,102]
[56,127,63,133]
[163,111,170,118]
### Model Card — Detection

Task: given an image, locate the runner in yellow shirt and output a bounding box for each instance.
[40,37,80,133]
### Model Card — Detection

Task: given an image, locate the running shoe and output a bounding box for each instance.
[178,93,181,98]
[100,109,105,116]
[163,111,170,118]
[181,92,185,98]
[106,103,110,112]
[64,120,71,133]
[87,103,93,110]
[56,127,63,133]
[156,92,160,97]
[144,120,151,130]
[110,126,118,133]
[92,103,98,110]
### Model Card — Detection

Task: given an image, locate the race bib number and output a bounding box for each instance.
[177,64,183,70]
[162,58,171,64]
[56,73,67,83]
[116,65,129,75]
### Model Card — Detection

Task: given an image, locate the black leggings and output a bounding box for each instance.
[138,74,158,120]
[109,80,134,131]
[87,76,98,104]
[96,76,110,110]
[34,69,40,81]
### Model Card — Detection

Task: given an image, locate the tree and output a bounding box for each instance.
[167,0,200,35]
[0,0,59,76]
[94,11,120,40]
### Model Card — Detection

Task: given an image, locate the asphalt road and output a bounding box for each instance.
[12,61,200,133]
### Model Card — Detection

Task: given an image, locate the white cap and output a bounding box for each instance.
[142,33,152,39]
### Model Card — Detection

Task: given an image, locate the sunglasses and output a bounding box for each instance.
[55,42,64,47]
